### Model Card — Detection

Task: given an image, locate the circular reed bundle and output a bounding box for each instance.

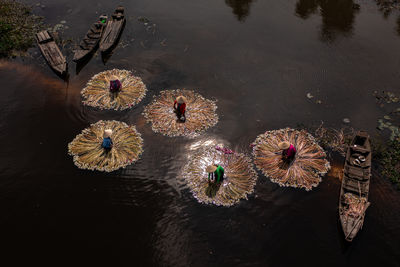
[252,128,330,191]
[182,145,257,206]
[143,89,218,137]
[68,120,144,172]
[81,69,147,110]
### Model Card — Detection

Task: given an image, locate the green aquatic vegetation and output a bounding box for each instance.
[380,140,400,189]
[377,119,400,141]
[0,0,43,57]
[373,90,399,105]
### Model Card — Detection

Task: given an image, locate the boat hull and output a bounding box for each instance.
[338,131,371,242]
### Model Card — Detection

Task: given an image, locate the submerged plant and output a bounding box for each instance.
[182,145,257,206]
[143,89,218,137]
[252,128,330,191]
[81,69,147,111]
[68,120,143,172]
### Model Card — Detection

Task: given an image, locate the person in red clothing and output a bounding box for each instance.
[173,95,187,122]
[279,141,296,162]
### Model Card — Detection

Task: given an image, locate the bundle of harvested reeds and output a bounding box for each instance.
[142,89,218,137]
[81,69,147,110]
[68,120,144,172]
[252,128,330,191]
[182,145,257,206]
[343,193,368,217]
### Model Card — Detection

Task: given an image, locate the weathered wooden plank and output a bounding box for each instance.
[43,30,51,40]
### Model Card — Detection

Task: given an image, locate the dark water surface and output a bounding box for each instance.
[1,0,400,266]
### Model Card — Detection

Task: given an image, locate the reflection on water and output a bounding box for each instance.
[375,0,400,17]
[374,0,400,37]
[2,0,400,265]
[224,0,255,21]
[295,0,360,41]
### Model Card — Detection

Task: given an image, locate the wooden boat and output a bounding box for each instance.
[339,131,371,242]
[36,30,67,75]
[99,6,126,53]
[73,15,108,62]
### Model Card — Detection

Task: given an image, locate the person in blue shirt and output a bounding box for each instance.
[102,129,113,151]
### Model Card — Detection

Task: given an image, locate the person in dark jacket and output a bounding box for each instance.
[109,76,122,93]
[173,95,187,122]
[102,129,113,152]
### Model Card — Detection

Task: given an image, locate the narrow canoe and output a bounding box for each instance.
[99,6,126,53]
[73,15,107,62]
[339,131,371,242]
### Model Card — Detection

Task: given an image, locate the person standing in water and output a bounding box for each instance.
[109,75,122,93]
[206,164,225,183]
[102,129,113,151]
[278,141,296,162]
[173,95,187,122]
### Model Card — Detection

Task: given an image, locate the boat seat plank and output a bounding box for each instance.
[342,182,369,196]
[344,166,370,179]
[43,31,51,40]
[37,32,47,42]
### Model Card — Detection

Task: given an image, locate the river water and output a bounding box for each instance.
[1,0,400,266]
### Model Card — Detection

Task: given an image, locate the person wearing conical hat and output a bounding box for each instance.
[206,164,224,183]
[278,141,296,162]
[101,129,113,151]
[173,95,187,122]
[109,75,122,93]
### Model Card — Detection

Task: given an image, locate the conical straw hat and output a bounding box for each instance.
[278,141,290,150]
[206,165,217,173]
[110,75,118,81]
[176,95,187,104]
[104,129,113,138]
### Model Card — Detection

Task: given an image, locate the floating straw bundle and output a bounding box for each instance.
[68,120,144,172]
[81,69,147,110]
[182,145,257,206]
[252,128,330,191]
[142,89,218,137]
